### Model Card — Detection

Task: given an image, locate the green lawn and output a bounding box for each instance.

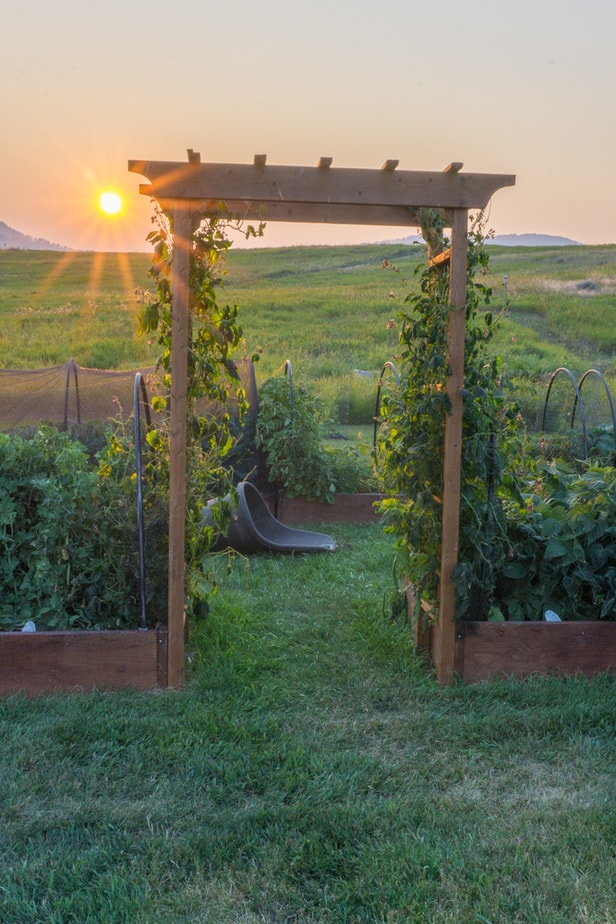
[1,523,615,923]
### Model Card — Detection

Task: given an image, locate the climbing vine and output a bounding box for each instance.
[378,214,521,623]
[137,207,264,615]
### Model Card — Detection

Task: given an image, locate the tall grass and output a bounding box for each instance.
[0,251,153,369]
[1,243,616,426]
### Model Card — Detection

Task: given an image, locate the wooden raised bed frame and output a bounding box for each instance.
[3,492,613,692]
[0,628,167,696]
[414,606,616,683]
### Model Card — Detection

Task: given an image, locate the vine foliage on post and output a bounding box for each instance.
[378,214,520,624]
[137,207,264,614]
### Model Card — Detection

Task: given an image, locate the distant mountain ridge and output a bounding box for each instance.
[390,232,582,247]
[0,221,68,251]
[489,233,581,247]
[0,220,584,252]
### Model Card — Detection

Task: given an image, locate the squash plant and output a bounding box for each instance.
[497,460,616,621]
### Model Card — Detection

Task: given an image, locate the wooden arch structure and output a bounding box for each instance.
[129,151,515,686]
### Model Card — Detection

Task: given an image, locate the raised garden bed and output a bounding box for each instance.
[413,606,616,683]
[0,627,167,696]
[277,497,612,684]
[270,492,384,525]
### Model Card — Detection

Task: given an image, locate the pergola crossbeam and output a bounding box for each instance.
[129,158,514,214]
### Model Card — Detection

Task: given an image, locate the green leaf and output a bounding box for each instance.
[544,538,568,560]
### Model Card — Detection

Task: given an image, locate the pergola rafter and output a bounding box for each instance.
[129,151,515,686]
[130,152,513,227]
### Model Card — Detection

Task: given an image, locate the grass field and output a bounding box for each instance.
[2,243,616,426]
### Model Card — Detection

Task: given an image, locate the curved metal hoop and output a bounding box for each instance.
[573,369,616,451]
[283,359,294,422]
[542,367,588,458]
[63,358,81,428]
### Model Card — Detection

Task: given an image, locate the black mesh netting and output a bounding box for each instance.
[0,358,258,433]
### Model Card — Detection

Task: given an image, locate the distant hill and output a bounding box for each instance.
[0,221,69,251]
[389,232,582,247]
[489,233,581,247]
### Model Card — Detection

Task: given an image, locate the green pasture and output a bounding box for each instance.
[0,250,154,370]
[2,243,616,428]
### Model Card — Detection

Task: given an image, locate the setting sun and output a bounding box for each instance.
[99,190,123,216]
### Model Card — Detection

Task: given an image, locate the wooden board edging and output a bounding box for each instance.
[271,493,384,525]
[0,627,168,695]
[413,613,616,683]
[458,621,616,682]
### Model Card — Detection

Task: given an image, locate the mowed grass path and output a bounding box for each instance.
[1,523,615,923]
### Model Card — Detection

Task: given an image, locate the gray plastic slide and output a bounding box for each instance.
[202,481,336,554]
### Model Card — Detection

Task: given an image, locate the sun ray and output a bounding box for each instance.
[87,251,106,297]
[39,250,79,298]
[116,251,135,294]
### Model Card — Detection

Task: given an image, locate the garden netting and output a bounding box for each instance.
[0,358,258,434]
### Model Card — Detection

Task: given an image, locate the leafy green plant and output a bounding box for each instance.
[0,426,149,630]
[256,375,336,501]
[137,208,264,614]
[496,460,616,620]
[378,215,522,622]
[256,374,376,501]
[0,211,264,629]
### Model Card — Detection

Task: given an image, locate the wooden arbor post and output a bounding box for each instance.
[432,208,468,684]
[166,203,199,688]
[129,153,514,686]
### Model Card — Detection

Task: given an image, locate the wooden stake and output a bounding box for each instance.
[434,208,468,684]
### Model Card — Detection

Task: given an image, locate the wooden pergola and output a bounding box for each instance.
[129,151,515,685]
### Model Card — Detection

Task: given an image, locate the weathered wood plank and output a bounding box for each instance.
[271,493,383,525]
[129,159,515,212]
[167,205,196,690]
[435,208,468,685]
[459,622,616,682]
[0,629,165,695]
[153,199,439,227]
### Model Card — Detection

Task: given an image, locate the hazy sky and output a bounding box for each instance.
[3,0,615,251]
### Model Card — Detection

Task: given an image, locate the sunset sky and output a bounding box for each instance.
[3,0,615,251]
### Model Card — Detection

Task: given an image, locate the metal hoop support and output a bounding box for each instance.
[542,367,588,459]
[63,358,81,429]
[574,369,616,452]
[283,359,294,422]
